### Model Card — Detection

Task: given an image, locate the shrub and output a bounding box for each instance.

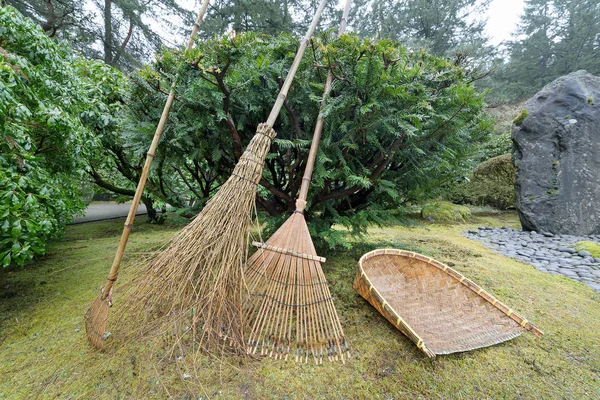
[0,7,116,266]
[447,154,516,210]
[120,32,492,248]
[421,201,471,223]
[476,103,524,163]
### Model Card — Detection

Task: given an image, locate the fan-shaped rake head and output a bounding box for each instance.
[244,213,349,364]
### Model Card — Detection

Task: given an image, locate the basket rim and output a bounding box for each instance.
[357,249,544,343]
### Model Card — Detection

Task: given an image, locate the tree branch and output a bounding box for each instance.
[259,178,294,204]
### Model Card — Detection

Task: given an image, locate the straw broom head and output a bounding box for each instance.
[116,124,276,354]
[109,0,328,357]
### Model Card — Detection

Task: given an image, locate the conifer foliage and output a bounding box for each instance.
[125,32,491,247]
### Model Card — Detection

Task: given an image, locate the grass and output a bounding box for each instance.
[1,212,599,399]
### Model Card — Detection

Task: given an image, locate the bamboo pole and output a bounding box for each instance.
[296,0,352,212]
[265,0,328,128]
[98,0,211,299]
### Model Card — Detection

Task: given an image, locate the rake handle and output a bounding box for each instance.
[265,0,328,128]
[296,0,352,212]
[100,0,211,299]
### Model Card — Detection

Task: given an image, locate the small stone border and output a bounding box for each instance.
[464,227,600,292]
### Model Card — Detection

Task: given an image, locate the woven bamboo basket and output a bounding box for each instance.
[354,249,543,359]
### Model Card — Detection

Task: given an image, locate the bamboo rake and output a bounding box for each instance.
[244,0,352,364]
[85,0,212,350]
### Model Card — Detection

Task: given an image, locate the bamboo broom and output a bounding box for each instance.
[115,0,330,356]
[244,0,352,364]
[84,0,212,350]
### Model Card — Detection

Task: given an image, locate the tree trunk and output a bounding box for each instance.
[104,0,113,65]
[113,19,133,65]
[142,197,159,223]
[41,0,57,37]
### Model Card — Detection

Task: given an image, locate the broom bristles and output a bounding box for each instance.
[115,124,276,355]
[245,213,349,364]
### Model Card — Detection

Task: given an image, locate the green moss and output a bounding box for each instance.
[0,215,599,399]
[552,160,560,167]
[513,108,528,125]
[421,201,472,223]
[546,189,558,197]
[528,195,536,201]
[446,154,516,210]
[587,97,594,105]
[573,241,600,258]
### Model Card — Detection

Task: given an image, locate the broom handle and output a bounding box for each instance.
[296,0,352,212]
[100,0,211,299]
[265,0,328,128]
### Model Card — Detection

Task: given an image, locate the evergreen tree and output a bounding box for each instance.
[349,0,491,56]
[5,1,96,56]
[497,0,600,101]
[199,0,293,36]
[5,0,194,70]
[551,0,600,76]
[198,0,340,37]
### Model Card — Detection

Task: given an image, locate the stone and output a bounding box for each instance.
[577,272,595,279]
[558,247,576,254]
[578,250,592,257]
[586,283,600,292]
[558,269,579,277]
[463,226,600,289]
[513,70,600,235]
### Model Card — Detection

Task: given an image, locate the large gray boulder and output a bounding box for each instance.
[513,70,600,235]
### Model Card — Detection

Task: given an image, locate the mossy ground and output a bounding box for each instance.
[421,201,471,223]
[1,212,599,399]
[574,241,600,258]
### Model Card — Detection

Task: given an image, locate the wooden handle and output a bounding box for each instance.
[265,0,328,128]
[296,0,352,211]
[101,0,211,298]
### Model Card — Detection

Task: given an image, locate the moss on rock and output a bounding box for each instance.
[513,108,529,125]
